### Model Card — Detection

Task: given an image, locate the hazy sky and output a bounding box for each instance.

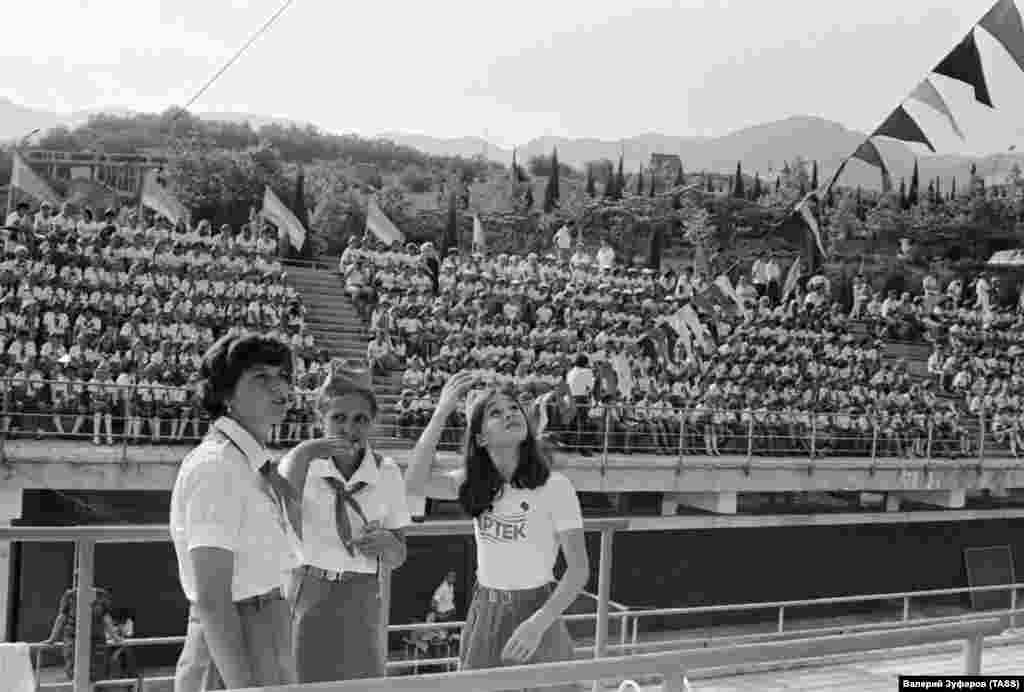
[4,0,1024,154]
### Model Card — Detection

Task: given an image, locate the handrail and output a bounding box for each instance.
[10,519,627,692]
[621,581,1024,620]
[235,618,1007,691]
[0,518,629,542]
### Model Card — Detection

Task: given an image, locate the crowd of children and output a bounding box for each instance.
[0,205,329,446]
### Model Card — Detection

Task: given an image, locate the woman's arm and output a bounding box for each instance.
[537,528,589,624]
[405,371,475,501]
[191,547,251,689]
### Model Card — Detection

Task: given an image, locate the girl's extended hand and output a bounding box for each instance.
[501,611,552,664]
[435,370,476,415]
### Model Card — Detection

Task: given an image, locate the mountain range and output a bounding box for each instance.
[1,97,1017,191]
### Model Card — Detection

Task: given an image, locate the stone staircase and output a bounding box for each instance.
[286,264,408,445]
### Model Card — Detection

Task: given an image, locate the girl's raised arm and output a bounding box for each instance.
[405,371,476,501]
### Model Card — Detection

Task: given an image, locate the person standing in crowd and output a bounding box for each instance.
[565,355,595,455]
[405,372,589,690]
[596,239,615,271]
[553,221,573,262]
[170,333,299,691]
[44,585,121,682]
[278,360,410,683]
[420,241,440,294]
[431,570,458,622]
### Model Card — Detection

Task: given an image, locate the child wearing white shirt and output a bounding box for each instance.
[278,361,409,683]
[405,374,587,689]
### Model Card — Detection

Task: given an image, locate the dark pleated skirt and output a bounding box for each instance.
[460,583,581,692]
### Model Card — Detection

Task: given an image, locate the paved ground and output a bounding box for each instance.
[626,635,1024,691]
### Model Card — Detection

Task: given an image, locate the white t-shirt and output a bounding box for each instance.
[468,471,583,590]
[170,417,297,602]
[432,581,455,614]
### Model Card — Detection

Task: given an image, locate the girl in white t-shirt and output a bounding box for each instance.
[405,372,588,689]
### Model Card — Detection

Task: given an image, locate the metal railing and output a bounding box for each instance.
[182,618,1018,691]
[2,519,627,692]
[9,521,1024,690]
[612,580,1024,655]
[2,380,1021,465]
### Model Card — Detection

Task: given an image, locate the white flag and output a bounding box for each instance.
[10,152,61,207]
[472,214,485,250]
[261,186,306,251]
[365,196,404,245]
[141,170,188,224]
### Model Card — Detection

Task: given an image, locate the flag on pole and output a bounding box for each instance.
[781,257,802,302]
[141,170,188,224]
[472,214,485,251]
[10,152,60,206]
[795,192,827,257]
[261,186,306,251]
[365,196,405,245]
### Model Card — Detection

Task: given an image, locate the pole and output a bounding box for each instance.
[592,527,614,692]
[379,567,392,667]
[72,539,95,692]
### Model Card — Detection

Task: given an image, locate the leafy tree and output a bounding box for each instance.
[163,144,291,227]
[528,151,576,179]
[399,165,433,193]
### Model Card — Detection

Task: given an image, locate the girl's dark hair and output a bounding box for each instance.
[457,388,550,518]
[198,332,294,418]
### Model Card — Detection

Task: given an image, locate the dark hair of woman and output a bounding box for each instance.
[457,388,550,518]
[197,332,294,418]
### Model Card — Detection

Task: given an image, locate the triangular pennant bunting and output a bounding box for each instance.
[980,0,1024,74]
[873,106,936,152]
[852,139,887,171]
[908,78,966,139]
[934,29,993,107]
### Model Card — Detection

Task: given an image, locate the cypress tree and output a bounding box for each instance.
[615,156,626,199]
[636,168,644,196]
[585,165,596,197]
[935,177,942,203]
[899,178,907,209]
[952,176,957,199]
[674,163,685,187]
[707,175,714,193]
[752,173,762,199]
[775,177,781,193]
[811,160,819,190]
[524,185,534,210]
[908,159,919,207]
[648,170,656,197]
[733,161,745,198]
[550,147,560,204]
